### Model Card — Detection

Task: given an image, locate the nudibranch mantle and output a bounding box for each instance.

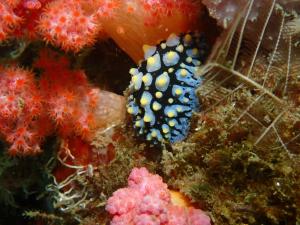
[127,33,207,144]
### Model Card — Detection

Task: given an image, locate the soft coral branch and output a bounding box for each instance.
[34,49,100,140]
[0,66,52,155]
[38,0,101,52]
[0,48,126,155]
[0,0,54,41]
[0,1,22,41]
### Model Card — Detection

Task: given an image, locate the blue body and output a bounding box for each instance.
[127,33,207,144]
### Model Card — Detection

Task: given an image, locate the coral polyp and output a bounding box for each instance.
[127,33,208,144]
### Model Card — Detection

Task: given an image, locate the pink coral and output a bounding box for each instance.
[106,167,211,225]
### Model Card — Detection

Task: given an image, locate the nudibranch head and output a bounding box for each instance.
[127,33,208,144]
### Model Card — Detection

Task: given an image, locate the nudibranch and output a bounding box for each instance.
[127,33,208,144]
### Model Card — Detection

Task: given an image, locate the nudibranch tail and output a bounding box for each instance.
[127,33,208,144]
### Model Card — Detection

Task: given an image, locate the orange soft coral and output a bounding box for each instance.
[97,0,204,62]
[0,66,52,155]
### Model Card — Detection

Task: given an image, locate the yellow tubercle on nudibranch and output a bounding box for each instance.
[155,72,170,91]
[155,91,163,98]
[127,33,208,144]
[152,101,162,111]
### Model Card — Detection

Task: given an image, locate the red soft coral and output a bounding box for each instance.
[0,66,53,155]
[0,1,22,41]
[0,48,126,155]
[38,0,101,52]
[0,0,54,41]
[106,167,211,225]
[34,49,99,139]
[12,0,53,39]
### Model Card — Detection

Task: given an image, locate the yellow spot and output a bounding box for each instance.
[129,68,137,75]
[127,107,134,114]
[156,73,168,87]
[180,69,188,77]
[147,56,155,66]
[167,110,175,118]
[166,51,176,60]
[162,127,169,134]
[140,96,149,106]
[142,74,151,84]
[183,97,189,103]
[168,98,174,104]
[176,44,184,53]
[135,121,141,127]
[186,57,192,63]
[184,34,192,43]
[175,88,182,95]
[176,106,183,112]
[155,92,163,98]
[132,75,138,83]
[169,120,176,127]
[151,130,157,137]
[143,114,152,122]
[168,68,174,73]
[152,102,161,111]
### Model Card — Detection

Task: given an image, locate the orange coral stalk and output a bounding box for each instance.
[97,0,204,62]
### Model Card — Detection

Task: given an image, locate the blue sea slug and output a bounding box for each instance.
[127,33,208,144]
